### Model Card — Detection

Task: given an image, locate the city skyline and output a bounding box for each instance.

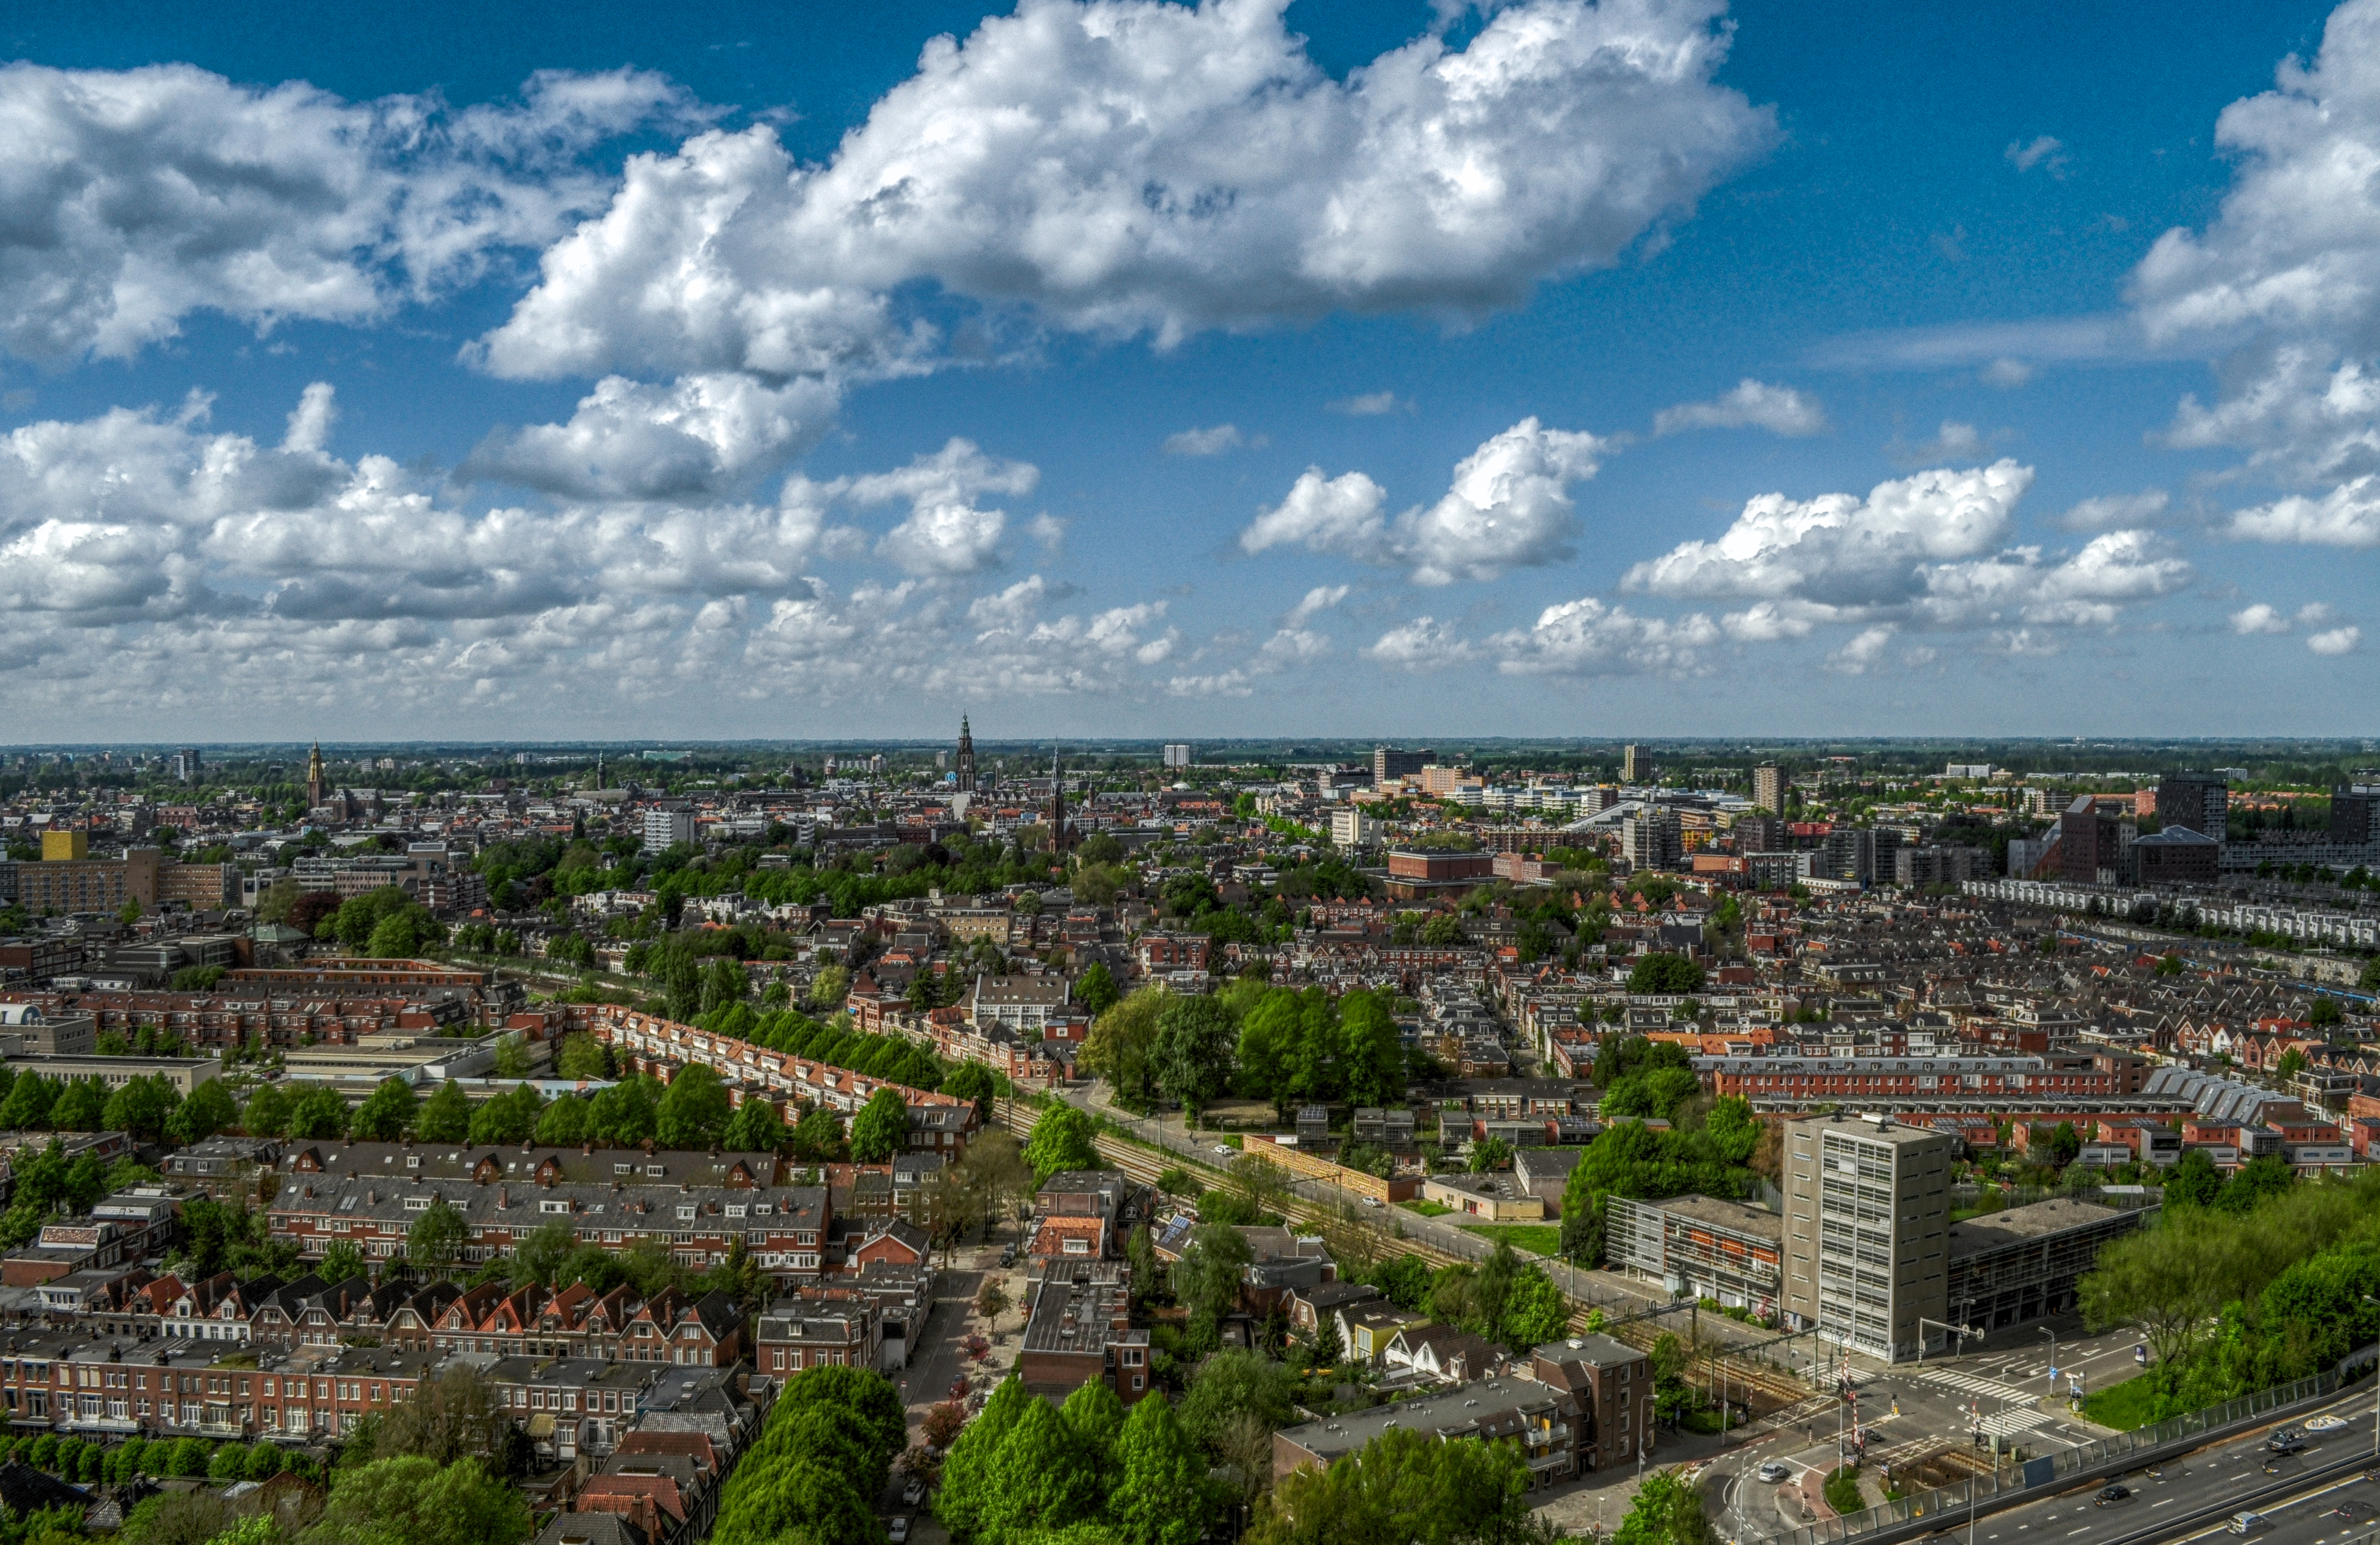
[3,0,2377,739]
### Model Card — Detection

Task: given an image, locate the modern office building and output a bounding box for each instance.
[2333,782,2380,846]
[1605,1194,1784,1318]
[1944,1198,2149,1334]
[1372,747,1431,784]
[2157,771,2229,841]
[1780,1114,1952,1362]
[2058,796,2127,885]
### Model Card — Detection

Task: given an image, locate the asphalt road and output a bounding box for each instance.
[1709,1387,2380,1545]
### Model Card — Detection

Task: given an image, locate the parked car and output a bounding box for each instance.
[999,1246,1016,1267]
[887,1520,911,1544]
[1362,1196,1383,1208]
[2095,1486,2130,1506]
[903,1479,927,1507]
[1757,1461,1793,1483]
[1214,1144,1235,1157]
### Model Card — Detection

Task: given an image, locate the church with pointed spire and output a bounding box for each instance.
[1047,747,1072,854]
[955,715,977,793]
[304,743,327,811]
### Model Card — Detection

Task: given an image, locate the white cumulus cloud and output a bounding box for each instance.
[478,0,1775,378]
[0,63,693,362]
[2227,477,2380,545]
[2311,625,2363,653]
[2058,489,2171,531]
[2232,603,2292,635]
[1652,378,1827,437]
[1490,598,1718,677]
[1241,416,1612,584]
[1162,424,1253,456]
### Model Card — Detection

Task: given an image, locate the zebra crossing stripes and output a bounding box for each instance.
[1975,1407,2054,1438]
[1917,1367,2041,1404]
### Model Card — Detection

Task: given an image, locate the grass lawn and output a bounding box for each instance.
[2080,1374,2167,1431]
[1401,1199,1454,1217]
[1460,1223,1563,1256]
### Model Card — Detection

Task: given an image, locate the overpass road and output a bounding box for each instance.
[1709,1386,2380,1545]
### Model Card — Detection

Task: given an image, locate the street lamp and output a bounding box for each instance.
[2038,1326,2058,1388]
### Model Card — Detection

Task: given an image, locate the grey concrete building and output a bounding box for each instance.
[1780,1113,1952,1361]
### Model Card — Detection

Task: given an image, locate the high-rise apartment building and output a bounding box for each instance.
[1620,808,1681,871]
[1753,763,1784,815]
[641,806,696,854]
[1622,744,1653,784]
[2157,771,2229,841]
[2331,782,2380,846]
[169,749,203,784]
[1372,747,1430,785]
[1161,744,1193,770]
[1781,1114,1952,1362]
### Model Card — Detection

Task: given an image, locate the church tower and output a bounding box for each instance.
[1047,746,1071,854]
[305,743,327,811]
[955,715,977,793]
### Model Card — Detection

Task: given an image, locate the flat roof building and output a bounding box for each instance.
[1945,1197,2150,1335]
[1781,1114,1952,1362]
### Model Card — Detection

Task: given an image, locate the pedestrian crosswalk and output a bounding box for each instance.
[1976,1407,2054,1438]
[1917,1367,2042,1404]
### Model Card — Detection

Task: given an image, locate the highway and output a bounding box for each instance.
[1709,1386,2380,1545]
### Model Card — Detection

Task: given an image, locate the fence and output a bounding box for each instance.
[1760,1371,2339,1545]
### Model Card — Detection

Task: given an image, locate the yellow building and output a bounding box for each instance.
[40,830,87,862]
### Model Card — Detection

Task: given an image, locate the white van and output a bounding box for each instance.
[2229,1512,2263,1535]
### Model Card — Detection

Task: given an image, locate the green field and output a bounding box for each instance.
[1459,1223,1563,1257]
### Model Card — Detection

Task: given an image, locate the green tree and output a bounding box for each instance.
[1155,994,1237,1123]
[492,1035,531,1080]
[0,1073,56,1130]
[1615,1468,1721,1545]
[790,1106,845,1162]
[308,1455,531,1545]
[290,1085,350,1140]
[1080,986,1168,1109]
[50,1079,105,1132]
[351,1077,419,1141]
[1058,1378,1128,1497]
[415,1080,472,1143]
[1178,1347,1299,1452]
[1337,989,1407,1108]
[938,1376,1032,1541]
[588,1077,660,1146]
[2163,1148,2224,1207]
[468,1084,543,1145]
[1626,953,1706,994]
[100,1075,180,1140]
[655,1064,732,1150]
[848,1088,910,1164]
[1023,1102,1101,1182]
[1498,1267,1570,1351]
[319,1239,368,1285]
[1075,962,1121,1018]
[1244,1425,1529,1545]
[981,1395,1102,1541]
[554,1035,610,1080]
[408,1199,470,1275]
[722,1098,789,1154]
[1234,989,1302,1119]
[169,1078,238,1145]
[808,964,851,1010]
[534,1095,590,1147]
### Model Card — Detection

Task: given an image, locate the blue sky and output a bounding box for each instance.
[2,0,2374,741]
